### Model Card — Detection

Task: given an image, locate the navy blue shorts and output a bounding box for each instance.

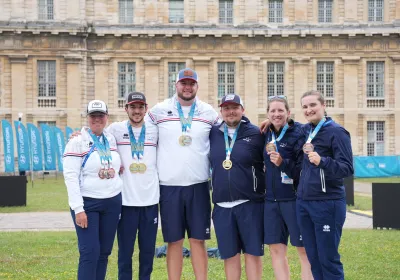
[160,182,211,243]
[264,200,303,247]
[212,202,264,260]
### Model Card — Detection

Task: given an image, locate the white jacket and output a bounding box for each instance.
[63,127,122,213]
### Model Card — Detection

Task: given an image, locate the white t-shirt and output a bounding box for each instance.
[146,94,220,186]
[63,127,122,214]
[107,120,159,206]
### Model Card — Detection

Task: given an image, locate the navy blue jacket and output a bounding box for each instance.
[209,116,265,204]
[297,117,354,200]
[264,120,303,202]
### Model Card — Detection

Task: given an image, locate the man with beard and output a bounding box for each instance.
[209,94,265,280]
[146,68,219,280]
[107,92,159,280]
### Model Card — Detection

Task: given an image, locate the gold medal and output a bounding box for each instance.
[266,143,276,153]
[179,135,192,146]
[303,143,314,154]
[138,163,147,174]
[108,168,115,178]
[129,163,139,173]
[222,159,233,170]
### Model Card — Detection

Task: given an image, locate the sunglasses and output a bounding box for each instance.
[268,95,287,100]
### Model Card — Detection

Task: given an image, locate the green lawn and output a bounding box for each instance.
[0,230,399,280]
[347,193,372,211]
[355,177,400,183]
[0,177,68,213]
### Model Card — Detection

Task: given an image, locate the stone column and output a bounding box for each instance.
[342,56,360,154]
[391,55,400,154]
[193,57,211,103]
[92,56,110,104]
[143,57,161,106]
[195,0,207,22]
[344,0,358,22]
[292,56,310,123]
[294,0,307,23]
[9,55,28,122]
[242,57,260,124]
[64,55,83,128]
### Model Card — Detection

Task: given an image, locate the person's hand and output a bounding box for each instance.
[119,166,125,175]
[68,131,81,141]
[308,152,321,166]
[268,151,283,167]
[259,119,271,133]
[75,212,88,229]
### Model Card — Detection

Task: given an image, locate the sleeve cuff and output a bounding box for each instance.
[318,156,329,169]
[73,206,84,214]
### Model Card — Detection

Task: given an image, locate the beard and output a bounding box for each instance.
[129,114,144,125]
[225,119,241,128]
[177,91,196,102]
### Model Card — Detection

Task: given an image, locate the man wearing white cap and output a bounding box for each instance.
[147,68,219,280]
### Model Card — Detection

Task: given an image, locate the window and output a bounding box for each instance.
[217,62,235,99]
[38,121,56,127]
[317,62,334,107]
[169,0,184,23]
[219,0,233,24]
[366,61,384,108]
[368,0,384,22]
[267,62,284,97]
[269,0,283,23]
[118,62,136,108]
[318,0,333,23]
[38,61,56,107]
[367,121,384,156]
[168,62,186,97]
[38,0,54,20]
[119,0,133,24]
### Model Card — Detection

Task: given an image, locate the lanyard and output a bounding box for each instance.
[270,123,289,152]
[88,130,111,167]
[224,122,241,159]
[81,144,95,168]
[127,122,146,161]
[177,101,196,133]
[306,118,330,143]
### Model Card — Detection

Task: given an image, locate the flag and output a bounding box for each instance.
[41,124,56,171]
[54,127,66,172]
[1,120,15,172]
[27,123,43,171]
[14,121,30,172]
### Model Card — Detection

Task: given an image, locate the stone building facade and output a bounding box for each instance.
[0,0,399,170]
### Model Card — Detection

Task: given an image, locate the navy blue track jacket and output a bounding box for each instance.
[297,117,354,200]
[209,116,266,204]
[264,120,303,202]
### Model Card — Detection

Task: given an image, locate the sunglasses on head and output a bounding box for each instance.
[268,95,287,100]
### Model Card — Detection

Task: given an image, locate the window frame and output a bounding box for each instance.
[269,0,283,23]
[217,62,236,99]
[367,121,385,156]
[119,0,134,24]
[169,0,184,23]
[219,0,233,24]
[38,0,54,20]
[267,62,285,97]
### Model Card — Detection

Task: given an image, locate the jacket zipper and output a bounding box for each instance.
[320,169,326,193]
[252,166,258,193]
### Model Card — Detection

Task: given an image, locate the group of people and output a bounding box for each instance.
[63,67,353,280]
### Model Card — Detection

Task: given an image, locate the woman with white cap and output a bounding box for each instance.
[63,99,123,280]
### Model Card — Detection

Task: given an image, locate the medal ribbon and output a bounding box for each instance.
[177,101,196,133]
[306,118,327,144]
[224,122,241,160]
[127,122,146,162]
[270,123,289,152]
[88,130,112,168]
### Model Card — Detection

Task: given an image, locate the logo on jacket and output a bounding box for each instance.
[154,217,158,224]
[243,137,251,142]
[206,228,210,234]
[299,235,302,241]
[280,142,287,148]
[123,133,129,140]
[87,141,93,148]
[323,225,330,232]
[167,110,173,116]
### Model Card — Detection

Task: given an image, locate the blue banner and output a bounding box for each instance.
[65,126,73,140]
[41,124,56,171]
[14,121,31,172]
[27,123,43,171]
[1,120,15,172]
[54,127,66,172]
[354,156,400,178]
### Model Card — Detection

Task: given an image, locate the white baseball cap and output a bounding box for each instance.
[87,100,108,115]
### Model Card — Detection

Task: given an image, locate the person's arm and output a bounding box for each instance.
[259,118,271,133]
[317,127,354,179]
